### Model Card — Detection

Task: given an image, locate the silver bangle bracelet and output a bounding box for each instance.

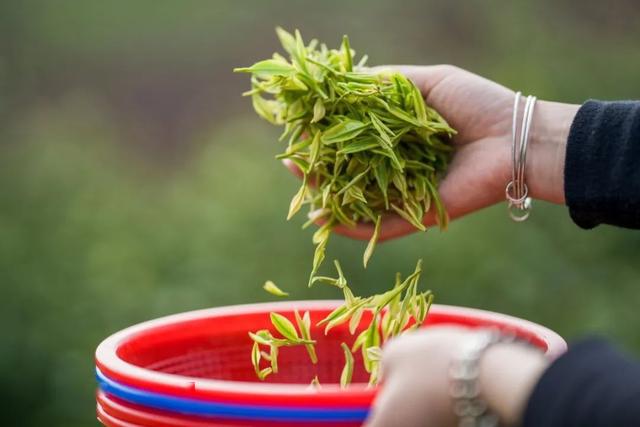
[506,92,536,222]
[449,329,518,427]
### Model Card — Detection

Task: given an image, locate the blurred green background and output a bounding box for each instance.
[2,0,640,425]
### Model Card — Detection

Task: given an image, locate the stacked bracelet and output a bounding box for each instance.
[449,329,517,427]
[506,92,537,222]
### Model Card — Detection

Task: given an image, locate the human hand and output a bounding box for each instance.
[286,65,578,241]
[363,326,549,427]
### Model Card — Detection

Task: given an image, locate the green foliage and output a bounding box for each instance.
[2,1,640,426]
[3,92,640,427]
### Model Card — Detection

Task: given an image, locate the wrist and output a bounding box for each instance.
[527,100,580,204]
[479,343,549,426]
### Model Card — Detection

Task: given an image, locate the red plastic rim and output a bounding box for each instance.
[97,402,142,427]
[97,390,363,427]
[96,301,566,408]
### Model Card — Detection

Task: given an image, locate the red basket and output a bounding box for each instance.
[95,301,566,426]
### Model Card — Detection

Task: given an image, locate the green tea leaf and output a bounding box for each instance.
[321,184,331,208]
[362,315,380,372]
[391,203,426,231]
[391,171,408,198]
[308,131,322,169]
[249,330,272,346]
[270,313,300,341]
[322,120,369,144]
[270,344,279,373]
[342,286,357,308]
[316,304,347,327]
[342,185,367,205]
[393,310,411,336]
[348,306,364,334]
[336,137,379,155]
[294,30,308,69]
[341,35,353,72]
[411,83,428,125]
[258,367,273,381]
[336,166,370,196]
[366,346,382,362]
[234,59,296,77]
[365,314,380,349]
[330,201,356,228]
[386,105,421,126]
[309,230,329,286]
[363,215,381,268]
[260,350,272,361]
[426,179,449,230]
[351,201,377,223]
[251,342,261,376]
[367,361,380,387]
[275,27,296,54]
[333,260,348,288]
[310,275,339,286]
[380,310,392,340]
[416,291,433,326]
[369,112,394,140]
[371,140,403,171]
[302,311,313,334]
[287,177,308,220]
[371,279,409,309]
[251,95,278,124]
[312,221,332,244]
[284,76,309,91]
[263,280,289,297]
[340,342,354,388]
[373,162,390,209]
[295,310,318,364]
[323,304,362,335]
[287,156,310,174]
[278,136,312,158]
[311,98,326,123]
[352,328,368,352]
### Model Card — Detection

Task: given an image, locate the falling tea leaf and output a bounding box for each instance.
[270,313,300,341]
[263,281,289,297]
[340,342,354,388]
[363,215,382,268]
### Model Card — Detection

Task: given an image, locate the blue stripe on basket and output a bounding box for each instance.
[96,368,369,422]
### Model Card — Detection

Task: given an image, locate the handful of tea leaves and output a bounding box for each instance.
[235,29,455,279]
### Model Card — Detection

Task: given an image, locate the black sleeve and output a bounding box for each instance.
[522,339,640,427]
[564,100,640,229]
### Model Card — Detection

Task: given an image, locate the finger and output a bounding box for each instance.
[434,140,507,220]
[362,381,398,427]
[365,327,472,427]
[364,373,430,427]
[282,158,320,187]
[333,214,417,242]
[283,159,420,241]
[283,157,456,242]
[282,142,500,243]
[282,158,305,180]
[368,64,458,99]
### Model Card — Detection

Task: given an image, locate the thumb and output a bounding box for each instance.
[363,372,431,427]
[367,64,458,99]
